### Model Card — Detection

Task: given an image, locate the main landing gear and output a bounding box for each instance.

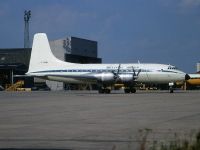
[169,82,174,93]
[98,86,137,94]
[98,87,111,94]
[98,84,137,94]
[124,87,136,93]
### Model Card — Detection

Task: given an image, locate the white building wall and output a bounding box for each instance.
[46,80,64,91]
[50,39,67,61]
[46,39,68,90]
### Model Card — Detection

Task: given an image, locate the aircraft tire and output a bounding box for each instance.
[98,88,104,94]
[124,88,131,93]
[105,89,111,94]
[170,89,174,93]
[130,88,136,93]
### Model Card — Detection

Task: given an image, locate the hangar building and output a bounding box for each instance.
[0,48,32,89]
[0,36,101,90]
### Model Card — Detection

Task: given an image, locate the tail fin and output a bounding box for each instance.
[27,33,67,73]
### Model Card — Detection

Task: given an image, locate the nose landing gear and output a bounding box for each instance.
[169,82,174,93]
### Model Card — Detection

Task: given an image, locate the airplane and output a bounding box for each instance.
[26,33,190,93]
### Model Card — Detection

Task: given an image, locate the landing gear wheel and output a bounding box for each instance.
[169,82,174,93]
[105,89,111,94]
[98,88,104,94]
[124,88,131,93]
[98,87,111,94]
[130,88,136,93]
[170,88,174,93]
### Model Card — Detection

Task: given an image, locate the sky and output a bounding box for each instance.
[0,0,200,73]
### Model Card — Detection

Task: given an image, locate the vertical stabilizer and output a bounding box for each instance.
[28,33,67,73]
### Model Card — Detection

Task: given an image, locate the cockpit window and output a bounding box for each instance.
[168,66,178,70]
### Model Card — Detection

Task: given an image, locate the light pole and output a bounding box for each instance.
[24,10,31,48]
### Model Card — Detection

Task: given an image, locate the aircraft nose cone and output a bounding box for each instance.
[185,74,190,80]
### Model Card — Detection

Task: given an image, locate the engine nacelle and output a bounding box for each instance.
[95,72,115,83]
[118,74,133,83]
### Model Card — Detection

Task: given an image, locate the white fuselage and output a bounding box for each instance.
[27,63,186,84]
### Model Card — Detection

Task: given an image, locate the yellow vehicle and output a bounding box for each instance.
[6,80,24,91]
[187,74,200,85]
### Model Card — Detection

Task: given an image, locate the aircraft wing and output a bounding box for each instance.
[21,73,99,82]
[14,74,47,77]
[44,73,97,79]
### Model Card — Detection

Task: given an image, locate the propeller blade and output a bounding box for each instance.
[132,67,141,80]
[112,64,121,80]
[117,64,121,74]
[137,69,141,76]
[132,66,136,76]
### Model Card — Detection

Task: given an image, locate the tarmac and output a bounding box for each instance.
[0,90,200,150]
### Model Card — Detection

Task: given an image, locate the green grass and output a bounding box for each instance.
[111,129,200,150]
[149,131,200,150]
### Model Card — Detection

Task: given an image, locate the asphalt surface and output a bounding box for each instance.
[0,90,200,150]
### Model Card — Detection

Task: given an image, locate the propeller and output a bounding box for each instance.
[132,66,141,80]
[112,64,121,80]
